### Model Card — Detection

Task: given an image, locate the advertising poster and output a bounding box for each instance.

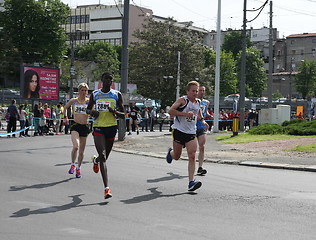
[21,66,59,100]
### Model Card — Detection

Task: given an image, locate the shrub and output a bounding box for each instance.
[281,118,306,127]
[284,120,316,135]
[247,123,284,135]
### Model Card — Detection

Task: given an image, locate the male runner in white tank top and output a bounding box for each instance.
[166,81,208,192]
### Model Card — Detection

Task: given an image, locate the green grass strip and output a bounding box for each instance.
[285,143,316,152]
[215,133,316,144]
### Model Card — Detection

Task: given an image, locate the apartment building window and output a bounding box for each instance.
[70,16,75,24]
[301,49,304,56]
[312,39,316,43]
[80,15,85,23]
[312,48,316,57]
[76,16,81,24]
[292,50,296,55]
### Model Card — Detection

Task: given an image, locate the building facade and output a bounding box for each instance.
[61,4,153,46]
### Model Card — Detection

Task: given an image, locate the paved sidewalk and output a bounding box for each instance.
[113,130,316,172]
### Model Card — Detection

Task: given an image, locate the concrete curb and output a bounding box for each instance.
[112,147,316,173]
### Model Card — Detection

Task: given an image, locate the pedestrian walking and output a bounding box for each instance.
[87,72,125,199]
[166,81,208,192]
[63,83,90,178]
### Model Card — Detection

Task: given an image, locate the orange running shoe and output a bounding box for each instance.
[104,188,112,199]
[92,155,99,173]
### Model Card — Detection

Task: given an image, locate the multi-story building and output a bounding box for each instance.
[269,33,316,99]
[62,4,210,47]
[286,33,316,71]
[61,4,153,46]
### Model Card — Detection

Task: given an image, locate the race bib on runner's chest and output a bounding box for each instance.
[74,103,87,114]
[96,101,111,112]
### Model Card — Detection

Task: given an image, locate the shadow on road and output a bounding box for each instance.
[9,177,75,191]
[10,194,108,218]
[147,172,187,183]
[120,187,196,204]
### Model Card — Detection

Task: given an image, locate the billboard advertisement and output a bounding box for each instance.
[20,65,59,100]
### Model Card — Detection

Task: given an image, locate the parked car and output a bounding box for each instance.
[256,97,268,103]
[224,94,250,102]
[274,98,287,103]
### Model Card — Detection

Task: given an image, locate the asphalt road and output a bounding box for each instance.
[1,135,316,240]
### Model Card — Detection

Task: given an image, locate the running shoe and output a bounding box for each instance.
[166,148,173,164]
[104,188,112,199]
[188,180,202,192]
[197,167,207,175]
[68,164,75,174]
[92,155,99,173]
[76,169,81,178]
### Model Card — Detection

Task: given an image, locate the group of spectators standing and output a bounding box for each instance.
[4,99,73,137]
[206,109,259,131]
[123,101,260,135]
[125,102,170,135]
[3,99,260,138]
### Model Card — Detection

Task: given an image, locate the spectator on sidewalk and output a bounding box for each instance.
[24,100,32,137]
[33,104,41,136]
[157,108,168,132]
[128,102,140,135]
[7,99,19,138]
[18,104,27,137]
[141,107,149,132]
[150,106,157,132]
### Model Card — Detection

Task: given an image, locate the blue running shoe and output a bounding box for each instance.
[166,148,173,164]
[188,180,202,192]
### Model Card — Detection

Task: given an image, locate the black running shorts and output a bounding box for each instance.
[172,128,196,146]
[70,122,90,137]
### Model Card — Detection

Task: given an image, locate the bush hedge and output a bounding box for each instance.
[248,119,316,135]
[247,123,284,135]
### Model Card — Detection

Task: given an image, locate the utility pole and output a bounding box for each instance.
[268,0,273,108]
[176,51,180,100]
[213,0,221,132]
[118,0,129,141]
[69,29,81,99]
[69,33,75,99]
[239,0,247,131]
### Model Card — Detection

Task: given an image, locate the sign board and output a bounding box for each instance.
[144,100,153,107]
[20,65,59,100]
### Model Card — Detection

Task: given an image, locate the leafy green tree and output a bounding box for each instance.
[236,47,267,97]
[222,31,253,59]
[0,0,69,64]
[207,48,238,95]
[294,59,316,99]
[129,17,207,108]
[76,41,120,82]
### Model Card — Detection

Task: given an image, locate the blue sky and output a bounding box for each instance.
[62,0,316,37]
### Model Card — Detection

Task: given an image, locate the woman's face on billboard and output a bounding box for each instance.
[29,75,38,92]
